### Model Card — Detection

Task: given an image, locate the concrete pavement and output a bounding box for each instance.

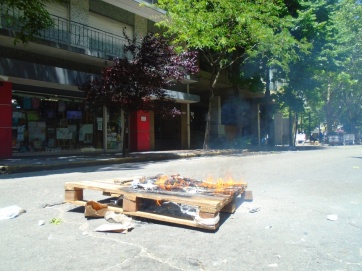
[0,145,361,271]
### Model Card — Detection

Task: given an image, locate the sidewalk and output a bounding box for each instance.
[0,145,324,174]
[0,149,239,174]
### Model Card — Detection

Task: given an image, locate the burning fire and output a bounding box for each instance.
[150,174,246,195]
[202,176,246,194]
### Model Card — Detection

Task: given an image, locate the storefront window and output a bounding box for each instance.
[11,92,125,154]
[107,104,123,150]
[11,94,97,153]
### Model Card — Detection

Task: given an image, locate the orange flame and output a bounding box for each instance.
[153,174,247,195]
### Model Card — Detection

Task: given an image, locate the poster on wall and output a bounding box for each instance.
[67,111,82,119]
[79,124,93,142]
[28,122,46,141]
[17,126,25,141]
[68,125,77,140]
[97,118,102,131]
[56,128,73,139]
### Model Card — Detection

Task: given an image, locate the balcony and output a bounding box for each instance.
[140,0,158,4]
[0,6,129,60]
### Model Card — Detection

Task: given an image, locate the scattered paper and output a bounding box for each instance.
[94,224,132,233]
[0,205,25,220]
[105,211,132,224]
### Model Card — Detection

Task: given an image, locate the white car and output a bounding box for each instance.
[296,133,306,144]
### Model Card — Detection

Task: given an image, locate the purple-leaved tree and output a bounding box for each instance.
[80,32,198,156]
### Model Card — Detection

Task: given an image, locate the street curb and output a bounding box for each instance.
[0,147,324,175]
[0,150,240,174]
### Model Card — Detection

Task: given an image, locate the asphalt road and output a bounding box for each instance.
[0,146,361,271]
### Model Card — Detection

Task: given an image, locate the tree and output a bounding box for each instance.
[299,0,362,138]
[328,0,362,139]
[271,0,338,144]
[80,32,198,156]
[156,0,303,149]
[1,0,55,44]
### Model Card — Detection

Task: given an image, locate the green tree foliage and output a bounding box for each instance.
[328,0,362,135]
[156,0,304,148]
[272,0,337,144]
[281,0,362,140]
[1,0,55,44]
[302,0,362,136]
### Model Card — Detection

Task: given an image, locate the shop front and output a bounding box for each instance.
[10,90,123,155]
[0,82,200,158]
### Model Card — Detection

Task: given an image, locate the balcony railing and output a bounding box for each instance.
[0,6,129,59]
[140,0,158,4]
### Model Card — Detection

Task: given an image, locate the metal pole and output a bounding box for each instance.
[308,111,311,139]
[187,84,190,149]
[257,103,261,146]
[103,105,107,153]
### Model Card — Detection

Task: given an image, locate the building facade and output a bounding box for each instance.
[0,0,268,159]
[0,0,202,158]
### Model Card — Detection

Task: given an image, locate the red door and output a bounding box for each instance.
[129,111,151,151]
[0,82,12,159]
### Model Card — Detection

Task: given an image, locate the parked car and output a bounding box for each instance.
[328,133,342,146]
[296,133,306,144]
[342,134,355,145]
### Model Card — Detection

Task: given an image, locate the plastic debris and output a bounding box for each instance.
[38,220,45,226]
[0,205,26,220]
[50,218,62,225]
[104,211,133,224]
[194,213,220,227]
[249,207,260,213]
[327,214,338,221]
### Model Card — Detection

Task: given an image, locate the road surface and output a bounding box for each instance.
[0,146,361,271]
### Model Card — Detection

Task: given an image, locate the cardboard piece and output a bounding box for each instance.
[84,201,108,218]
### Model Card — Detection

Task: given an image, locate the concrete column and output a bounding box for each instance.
[70,0,89,24]
[134,14,147,37]
[274,112,283,145]
[258,104,262,145]
[210,96,224,137]
[180,104,188,149]
[70,0,89,47]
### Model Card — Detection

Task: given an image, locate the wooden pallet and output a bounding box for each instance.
[64,179,251,230]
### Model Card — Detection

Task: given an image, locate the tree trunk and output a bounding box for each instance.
[325,82,333,134]
[203,97,213,150]
[203,67,221,150]
[288,107,294,146]
[264,67,274,146]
